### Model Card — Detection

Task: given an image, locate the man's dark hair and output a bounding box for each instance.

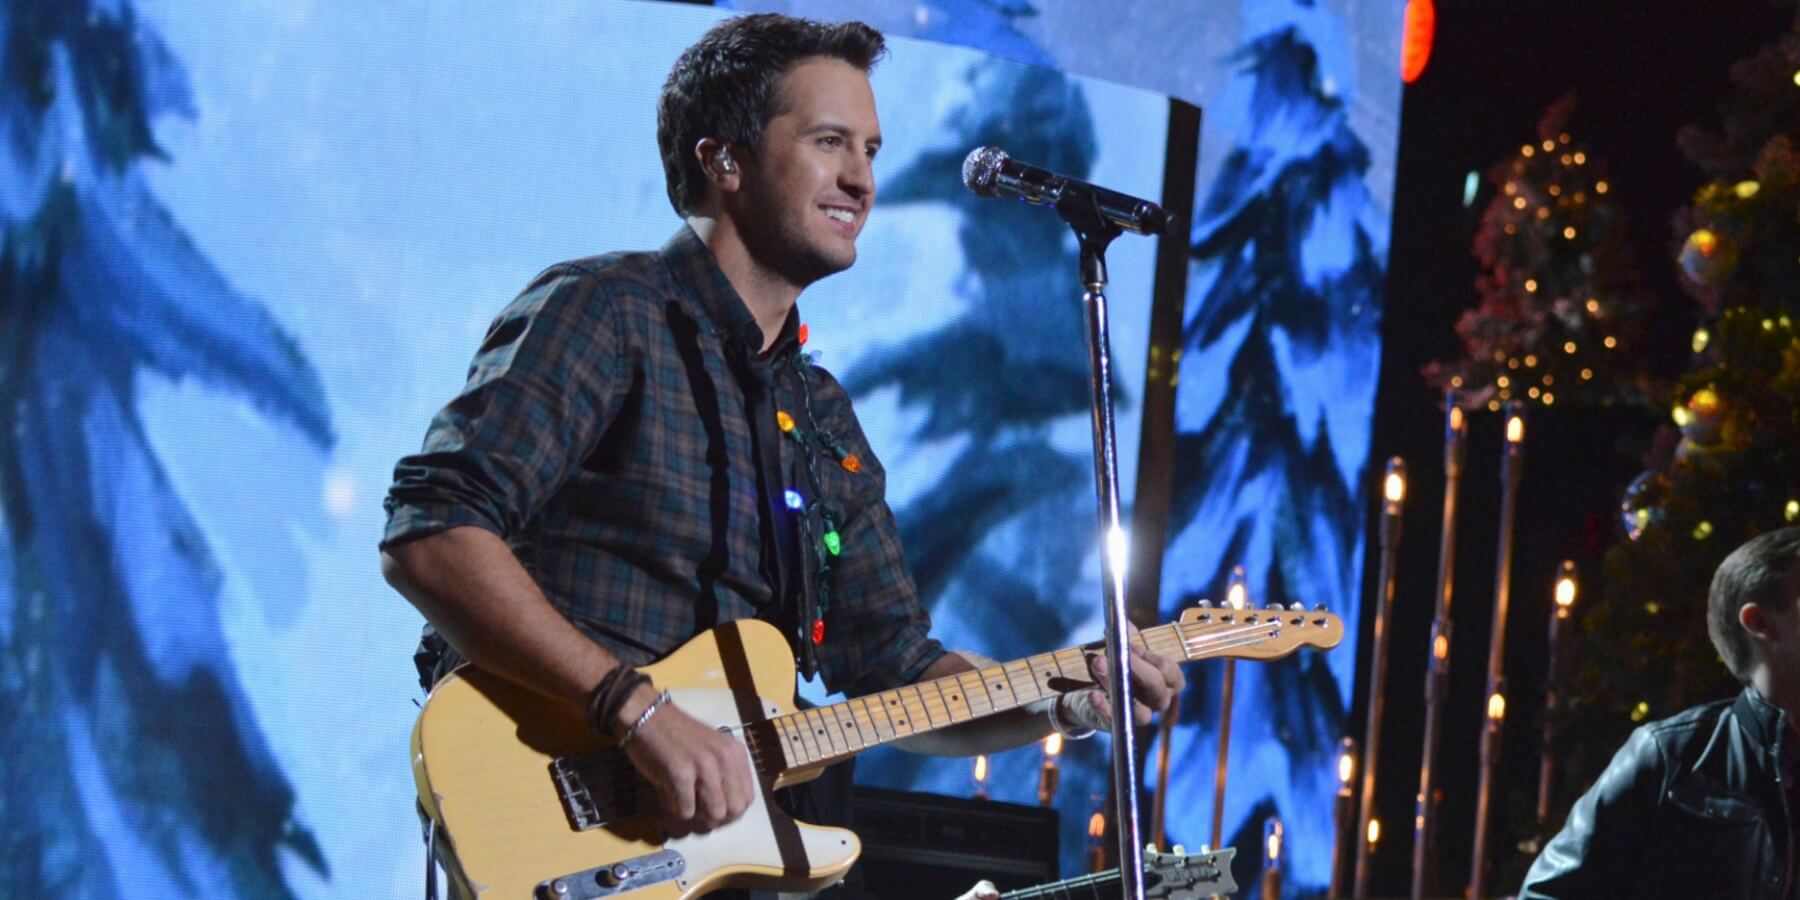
[657,14,885,216]
[1708,526,1800,681]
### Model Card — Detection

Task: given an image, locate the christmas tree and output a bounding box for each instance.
[1566,13,1800,778]
[1426,96,1649,411]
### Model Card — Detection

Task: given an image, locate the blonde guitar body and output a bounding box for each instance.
[412,604,1342,898]
[412,619,854,899]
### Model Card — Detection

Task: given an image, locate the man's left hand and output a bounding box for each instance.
[1067,629,1186,730]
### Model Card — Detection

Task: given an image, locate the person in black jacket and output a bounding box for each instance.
[1522,526,1800,899]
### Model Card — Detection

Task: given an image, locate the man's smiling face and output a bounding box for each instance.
[732,56,881,289]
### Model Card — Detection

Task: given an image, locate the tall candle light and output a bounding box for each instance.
[1330,736,1357,899]
[1413,396,1466,898]
[1355,458,1406,898]
[1537,561,1577,824]
[1470,402,1526,900]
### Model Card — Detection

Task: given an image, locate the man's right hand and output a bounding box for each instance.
[614,684,758,836]
[953,880,1001,900]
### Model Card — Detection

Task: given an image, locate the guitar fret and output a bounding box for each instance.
[782,712,814,765]
[774,716,805,766]
[809,707,846,758]
[978,665,1011,710]
[1002,660,1040,705]
[830,702,864,751]
[866,693,897,742]
[913,683,947,729]
[1052,647,1087,683]
[879,690,915,736]
[957,670,995,718]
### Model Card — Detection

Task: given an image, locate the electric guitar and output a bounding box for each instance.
[999,846,1237,899]
[411,603,1341,898]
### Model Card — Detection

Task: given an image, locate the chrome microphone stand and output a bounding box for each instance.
[1061,189,1144,900]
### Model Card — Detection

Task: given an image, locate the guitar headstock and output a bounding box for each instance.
[1172,602,1344,661]
[1144,846,1237,900]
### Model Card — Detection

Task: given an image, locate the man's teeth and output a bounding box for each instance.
[823,208,854,223]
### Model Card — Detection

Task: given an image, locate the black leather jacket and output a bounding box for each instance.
[1522,687,1798,899]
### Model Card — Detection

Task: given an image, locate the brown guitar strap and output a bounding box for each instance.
[714,623,812,877]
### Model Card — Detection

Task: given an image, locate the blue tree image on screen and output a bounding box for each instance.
[0,2,330,895]
[1159,25,1385,891]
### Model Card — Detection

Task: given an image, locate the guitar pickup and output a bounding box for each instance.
[535,849,686,899]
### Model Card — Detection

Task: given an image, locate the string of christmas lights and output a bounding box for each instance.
[776,323,866,649]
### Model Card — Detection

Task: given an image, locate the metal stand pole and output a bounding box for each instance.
[1330,737,1357,898]
[1151,696,1180,849]
[1069,207,1144,900]
[1354,458,1406,898]
[1411,396,1466,898]
[1210,566,1248,854]
[1537,561,1577,825]
[1470,402,1528,900]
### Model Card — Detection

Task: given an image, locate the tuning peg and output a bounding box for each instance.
[1313,603,1327,612]
[1196,599,1213,609]
[1171,843,1186,855]
[1265,602,1285,612]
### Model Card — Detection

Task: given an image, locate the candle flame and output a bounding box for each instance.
[1088,811,1106,838]
[1555,561,1577,608]
[1366,818,1381,846]
[973,754,988,783]
[1506,414,1525,444]
[1433,634,1449,660]
[1384,463,1406,504]
[1227,565,1247,609]
[1044,732,1063,757]
[1488,692,1506,721]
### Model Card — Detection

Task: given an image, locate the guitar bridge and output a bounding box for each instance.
[549,753,639,831]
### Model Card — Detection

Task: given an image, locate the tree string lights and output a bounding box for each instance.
[1425,96,1649,412]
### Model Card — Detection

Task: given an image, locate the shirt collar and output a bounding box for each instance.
[660,224,803,359]
[1739,684,1789,755]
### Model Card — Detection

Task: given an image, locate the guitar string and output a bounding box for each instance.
[567,618,1313,805]
[561,617,1317,811]
[459,617,1326,823]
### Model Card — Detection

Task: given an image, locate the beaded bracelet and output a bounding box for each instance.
[619,690,673,748]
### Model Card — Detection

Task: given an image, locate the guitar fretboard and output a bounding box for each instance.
[765,614,1293,770]
[1001,867,1126,900]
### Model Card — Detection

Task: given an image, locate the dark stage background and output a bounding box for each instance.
[1365,1,1796,895]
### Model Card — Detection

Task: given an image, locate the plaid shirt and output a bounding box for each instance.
[383,226,943,698]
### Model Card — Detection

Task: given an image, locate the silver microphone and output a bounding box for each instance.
[961,146,1175,237]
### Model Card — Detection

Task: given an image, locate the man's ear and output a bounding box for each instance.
[694,138,741,193]
[1741,602,1774,639]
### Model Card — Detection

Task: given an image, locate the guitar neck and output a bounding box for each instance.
[1001,867,1123,899]
[765,616,1280,771]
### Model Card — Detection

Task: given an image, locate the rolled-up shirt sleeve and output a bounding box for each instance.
[382,264,627,550]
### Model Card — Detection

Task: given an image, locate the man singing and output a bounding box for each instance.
[380,12,1182,896]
